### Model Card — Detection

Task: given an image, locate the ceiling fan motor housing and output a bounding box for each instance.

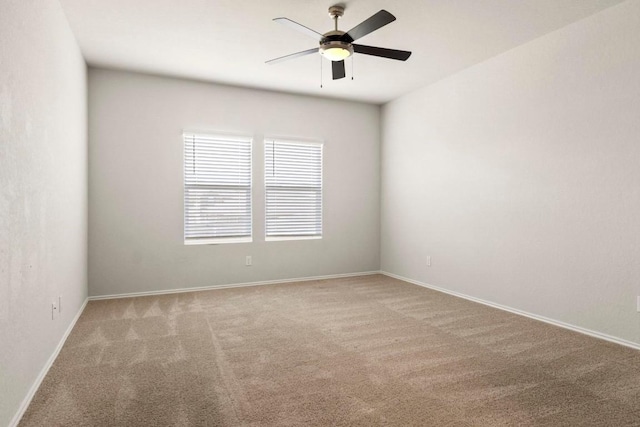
[320,30,353,61]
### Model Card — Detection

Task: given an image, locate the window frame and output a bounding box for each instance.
[183,131,253,245]
[264,138,323,242]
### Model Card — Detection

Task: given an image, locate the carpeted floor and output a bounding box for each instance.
[20,274,640,426]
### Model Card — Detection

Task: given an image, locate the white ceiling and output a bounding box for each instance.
[58,0,626,104]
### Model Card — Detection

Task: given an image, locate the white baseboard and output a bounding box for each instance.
[381,271,640,351]
[9,297,89,427]
[88,271,381,301]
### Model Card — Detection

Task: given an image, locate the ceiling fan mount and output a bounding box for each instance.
[266,5,412,80]
[327,5,345,19]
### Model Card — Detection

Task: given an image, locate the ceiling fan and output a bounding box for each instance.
[266,5,412,80]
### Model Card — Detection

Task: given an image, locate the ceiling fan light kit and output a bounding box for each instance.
[266,4,411,81]
[320,40,353,61]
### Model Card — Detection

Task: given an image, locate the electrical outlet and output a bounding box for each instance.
[426,256,431,267]
[246,256,252,266]
[51,301,58,320]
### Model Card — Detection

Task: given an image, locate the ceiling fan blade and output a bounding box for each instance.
[273,17,323,40]
[266,48,319,65]
[332,60,346,80]
[353,44,412,61]
[342,10,396,42]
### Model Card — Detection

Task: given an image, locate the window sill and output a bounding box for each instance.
[265,236,322,242]
[185,237,253,245]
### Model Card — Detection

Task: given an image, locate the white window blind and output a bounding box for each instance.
[265,140,323,239]
[184,133,252,244]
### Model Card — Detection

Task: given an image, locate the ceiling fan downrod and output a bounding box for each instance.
[328,5,344,31]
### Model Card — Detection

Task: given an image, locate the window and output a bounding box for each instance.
[183,132,252,244]
[265,139,323,240]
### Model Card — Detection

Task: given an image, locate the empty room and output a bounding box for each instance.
[2,0,640,425]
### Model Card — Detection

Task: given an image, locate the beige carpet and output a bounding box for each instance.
[20,275,640,426]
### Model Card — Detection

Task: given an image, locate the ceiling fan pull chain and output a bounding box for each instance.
[320,55,323,88]
[352,55,354,80]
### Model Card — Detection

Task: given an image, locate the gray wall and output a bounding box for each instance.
[381,0,640,345]
[0,1,88,425]
[88,69,380,297]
